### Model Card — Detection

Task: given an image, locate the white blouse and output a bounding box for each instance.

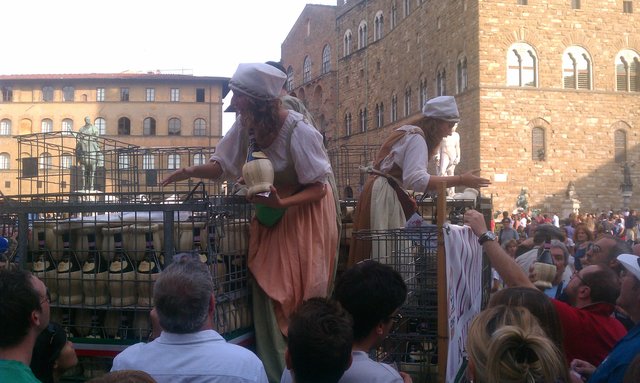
[210,110,331,185]
[378,125,431,193]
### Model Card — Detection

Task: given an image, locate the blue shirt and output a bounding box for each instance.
[112,329,268,383]
[589,323,640,383]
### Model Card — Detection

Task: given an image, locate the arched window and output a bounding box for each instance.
[143,117,156,136]
[322,45,331,74]
[532,127,546,161]
[563,46,592,90]
[41,119,53,133]
[303,56,312,83]
[95,118,106,135]
[168,154,181,169]
[168,118,181,135]
[420,78,428,109]
[457,56,468,92]
[436,68,446,96]
[286,66,294,91]
[391,3,397,29]
[358,21,367,49]
[143,153,155,170]
[0,119,11,135]
[615,129,627,163]
[39,152,53,169]
[374,11,384,41]
[507,43,538,87]
[359,108,368,133]
[118,117,131,135]
[343,30,353,57]
[376,103,384,128]
[0,153,10,170]
[344,112,352,136]
[194,118,207,136]
[404,86,412,116]
[615,49,640,92]
[391,94,398,122]
[61,119,73,134]
[193,153,206,166]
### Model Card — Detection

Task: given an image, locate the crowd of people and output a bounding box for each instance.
[2,60,640,383]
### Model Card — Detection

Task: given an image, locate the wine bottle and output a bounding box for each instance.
[138,232,160,274]
[58,232,82,273]
[32,231,56,272]
[109,231,136,307]
[82,232,109,306]
[87,314,104,339]
[110,232,135,273]
[57,232,83,305]
[206,224,227,294]
[83,233,108,274]
[31,231,58,302]
[115,313,130,340]
[137,231,160,307]
[192,227,207,264]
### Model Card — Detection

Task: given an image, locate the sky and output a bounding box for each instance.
[0,0,336,132]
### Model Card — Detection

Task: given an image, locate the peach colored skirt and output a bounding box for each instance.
[248,186,338,336]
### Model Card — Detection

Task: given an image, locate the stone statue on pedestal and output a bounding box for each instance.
[516,187,529,212]
[436,124,461,196]
[75,117,101,191]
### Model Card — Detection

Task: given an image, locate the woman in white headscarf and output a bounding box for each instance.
[348,96,490,267]
[161,63,338,382]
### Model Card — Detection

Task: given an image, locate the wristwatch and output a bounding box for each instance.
[478,231,497,245]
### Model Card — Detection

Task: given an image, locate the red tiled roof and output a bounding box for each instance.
[0,73,230,82]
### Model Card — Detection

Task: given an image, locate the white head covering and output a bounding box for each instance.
[617,253,640,282]
[422,96,460,122]
[229,63,287,100]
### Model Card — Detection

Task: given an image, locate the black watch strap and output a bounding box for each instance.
[478,231,497,245]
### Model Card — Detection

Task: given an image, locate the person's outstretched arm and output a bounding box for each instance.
[160,161,223,187]
[464,209,534,289]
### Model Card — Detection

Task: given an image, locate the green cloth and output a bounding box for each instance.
[0,359,42,383]
[254,204,287,227]
[252,280,286,383]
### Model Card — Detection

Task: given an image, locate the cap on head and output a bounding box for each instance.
[229,63,287,101]
[422,96,460,122]
[617,253,640,281]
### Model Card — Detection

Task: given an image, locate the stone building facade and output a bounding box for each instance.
[282,0,639,216]
[0,73,229,196]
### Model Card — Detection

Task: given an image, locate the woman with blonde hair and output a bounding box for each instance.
[466,305,570,383]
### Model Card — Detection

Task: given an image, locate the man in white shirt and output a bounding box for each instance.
[111,255,268,383]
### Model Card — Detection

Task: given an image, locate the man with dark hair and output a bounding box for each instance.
[281,260,411,382]
[464,210,626,368]
[0,268,50,382]
[571,254,640,382]
[582,234,632,273]
[285,297,353,383]
[111,256,267,382]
